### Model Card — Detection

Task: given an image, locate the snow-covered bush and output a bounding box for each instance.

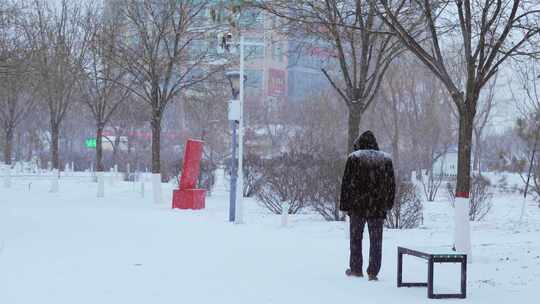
[385,182,423,229]
[254,153,348,219]
[256,153,311,214]
[242,154,265,197]
[223,153,266,197]
[531,161,540,205]
[308,158,345,221]
[447,175,493,221]
[198,159,218,191]
[419,170,444,202]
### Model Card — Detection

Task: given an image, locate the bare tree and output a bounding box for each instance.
[473,77,498,174]
[369,57,454,201]
[0,1,35,165]
[112,0,220,175]
[378,0,540,198]
[24,0,93,170]
[81,6,130,173]
[514,57,540,203]
[257,0,403,152]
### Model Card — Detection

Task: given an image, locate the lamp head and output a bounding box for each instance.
[225,70,241,99]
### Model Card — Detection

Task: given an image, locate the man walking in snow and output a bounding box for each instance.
[340,130,396,281]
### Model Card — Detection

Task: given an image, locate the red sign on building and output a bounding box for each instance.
[268,68,286,97]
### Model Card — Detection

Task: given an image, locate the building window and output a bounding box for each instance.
[246,69,263,89]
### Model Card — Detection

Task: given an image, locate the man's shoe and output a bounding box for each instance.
[368,274,379,281]
[345,269,363,277]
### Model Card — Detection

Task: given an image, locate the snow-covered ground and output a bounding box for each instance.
[1,174,539,303]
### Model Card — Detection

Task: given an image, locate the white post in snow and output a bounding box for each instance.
[3,164,11,188]
[126,163,131,182]
[114,164,119,183]
[91,162,96,182]
[152,173,162,204]
[519,197,528,224]
[97,171,105,198]
[281,202,289,227]
[50,169,59,193]
[454,196,472,258]
[109,168,114,186]
[140,173,145,198]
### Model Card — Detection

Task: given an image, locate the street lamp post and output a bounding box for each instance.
[236,36,245,224]
[224,35,263,224]
[225,70,240,222]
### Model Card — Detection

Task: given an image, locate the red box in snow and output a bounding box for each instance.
[172,189,205,210]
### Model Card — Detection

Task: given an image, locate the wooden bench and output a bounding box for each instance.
[397,246,467,299]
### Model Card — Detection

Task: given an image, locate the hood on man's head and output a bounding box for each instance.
[353,130,379,151]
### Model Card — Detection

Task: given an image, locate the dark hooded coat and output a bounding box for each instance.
[339,131,396,218]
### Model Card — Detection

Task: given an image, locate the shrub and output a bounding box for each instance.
[223,153,265,197]
[420,170,444,202]
[309,158,346,221]
[385,181,423,229]
[198,159,217,191]
[446,175,493,221]
[256,153,312,214]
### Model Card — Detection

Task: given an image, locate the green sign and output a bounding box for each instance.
[85,138,97,149]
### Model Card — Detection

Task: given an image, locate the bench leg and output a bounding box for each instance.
[461,256,467,298]
[427,258,434,299]
[397,251,403,287]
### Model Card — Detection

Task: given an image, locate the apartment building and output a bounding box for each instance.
[104,0,330,104]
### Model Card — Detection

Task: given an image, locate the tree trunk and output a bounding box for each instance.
[347,109,361,153]
[472,129,481,173]
[477,143,482,175]
[3,127,14,165]
[96,124,104,172]
[455,111,474,197]
[51,122,60,170]
[151,113,162,174]
[113,133,120,168]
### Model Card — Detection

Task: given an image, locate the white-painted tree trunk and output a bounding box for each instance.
[140,177,145,198]
[114,165,120,183]
[454,197,472,258]
[345,215,350,240]
[152,173,162,204]
[90,162,97,182]
[109,168,114,186]
[50,169,59,193]
[97,171,105,198]
[3,164,11,188]
[281,202,289,227]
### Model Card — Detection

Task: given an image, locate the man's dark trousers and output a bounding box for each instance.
[349,213,384,276]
